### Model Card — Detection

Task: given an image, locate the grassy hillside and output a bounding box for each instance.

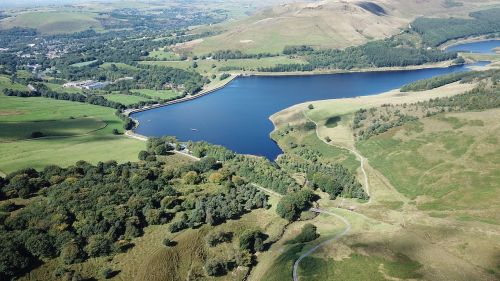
[185,0,497,55]
[358,109,500,223]
[0,11,102,34]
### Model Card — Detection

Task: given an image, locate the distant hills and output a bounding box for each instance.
[186,0,500,54]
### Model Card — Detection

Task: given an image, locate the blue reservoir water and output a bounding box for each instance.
[133,40,499,160]
[447,39,500,54]
[133,65,475,159]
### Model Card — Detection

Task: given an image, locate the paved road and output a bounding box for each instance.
[292,208,351,281]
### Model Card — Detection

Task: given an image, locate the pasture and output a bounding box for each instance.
[104,93,151,105]
[0,94,144,174]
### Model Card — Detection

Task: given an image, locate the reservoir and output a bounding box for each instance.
[446,39,500,54]
[133,41,498,160]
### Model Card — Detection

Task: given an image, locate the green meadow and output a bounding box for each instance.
[103,93,151,105]
[357,109,500,222]
[0,93,144,175]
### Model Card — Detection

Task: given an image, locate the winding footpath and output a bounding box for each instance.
[290,109,371,281]
[293,208,351,281]
[301,109,371,199]
[125,110,366,281]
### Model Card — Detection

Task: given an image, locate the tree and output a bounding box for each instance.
[102,268,114,279]
[308,104,314,110]
[84,235,114,257]
[276,189,315,221]
[138,150,149,161]
[155,144,173,155]
[24,232,55,258]
[239,229,266,253]
[183,171,200,184]
[208,172,224,184]
[0,238,33,279]
[61,241,85,265]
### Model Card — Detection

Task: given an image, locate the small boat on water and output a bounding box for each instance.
[191,128,198,131]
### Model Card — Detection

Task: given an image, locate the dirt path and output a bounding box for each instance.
[301,109,371,199]
[293,208,351,281]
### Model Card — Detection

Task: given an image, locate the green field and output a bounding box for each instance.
[298,253,421,281]
[148,49,181,60]
[0,11,102,34]
[0,75,28,92]
[357,109,500,222]
[0,94,144,175]
[131,89,183,100]
[140,56,307,74]
[100,62,139,71]
[104,93,151,105]
[45,82,84,94]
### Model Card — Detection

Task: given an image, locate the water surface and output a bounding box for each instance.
[133,65,476,159]
[134,40,499,159]
[446,39,500,55]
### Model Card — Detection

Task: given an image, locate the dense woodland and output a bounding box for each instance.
[412,8,500,47]
[259,35,457,72]
[0,138,271,279]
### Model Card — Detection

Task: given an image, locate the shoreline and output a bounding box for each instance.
[127,59,460,118]
[438,35,500,50]
[124,73,240,116]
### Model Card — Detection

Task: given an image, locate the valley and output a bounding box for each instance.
[0,1,499,281]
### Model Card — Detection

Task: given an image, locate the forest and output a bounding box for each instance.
[0,138,271,279]
[400,69,500,92]
[258,36,457,72]
[412,8,500,47]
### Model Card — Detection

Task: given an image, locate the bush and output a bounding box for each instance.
[286,224,319,244]
[112,128,121,135]
[206,231,232,247]
[205,258,227,276]
[208,172,224,184]
[235,249,253,266]
[169,220,187,233]
[30,131,44,138]
[183,171,200,184]
[163,238,175,247]
[102,268,114,279]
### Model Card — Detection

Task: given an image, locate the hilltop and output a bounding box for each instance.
[186,0,499,54]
